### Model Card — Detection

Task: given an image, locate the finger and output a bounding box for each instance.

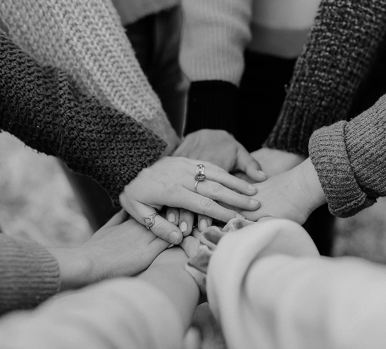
[179,209,195,237]
[180,236,200,258]
[132,203,183,245]
[197,215,212,232]
[101,209,128,228]
[195,179,261,211]
[236,147,267,182]
[175,189,245,223]
[183,327,202,349]
[201,162,257,196]
[166,207,179,226]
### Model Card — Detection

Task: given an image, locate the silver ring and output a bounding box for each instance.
[144,212,158,230]
[194,180,200,193]
[196,164,205,176]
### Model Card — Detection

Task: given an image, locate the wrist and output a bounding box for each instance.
[295,158,326,212]
[48,247,93,291]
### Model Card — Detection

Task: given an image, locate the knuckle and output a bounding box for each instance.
[211,182,223,196]
[200,197,216,212]
[211,167,224,180]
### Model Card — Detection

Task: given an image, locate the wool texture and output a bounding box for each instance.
[265,0,386,156]
[0,0,179,153]
[309,94,386,218]
[0,33,166,206]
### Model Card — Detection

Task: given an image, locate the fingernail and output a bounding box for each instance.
[199,219,208,231]
[180,221,188,232]
[170,231,181,244]
[236,213,245,219]
[168,213,175,223]
[250,199,259,206]
[248,184,257,191]
[257,170,267,177]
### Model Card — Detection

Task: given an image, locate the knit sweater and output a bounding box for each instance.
[0,0,179,153]
[180,0,320,134]
[111,0,180,26]
[265,0,386,156]
[309,94,386,218]
[0,33,166,313]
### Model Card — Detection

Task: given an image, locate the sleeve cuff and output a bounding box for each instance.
[184,81,239,135]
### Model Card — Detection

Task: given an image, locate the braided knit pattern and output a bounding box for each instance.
[0,234,60,315]
[0,33,166,205]
[265,0,386,156]
[309,94,386,217]
[0,0,179,152]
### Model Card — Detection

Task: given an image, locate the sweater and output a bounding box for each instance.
[0,0,180,153]
[180,0,320,134]
[265,0,386,156]
[111,0,180,26]
[309,94,386,218]
[0,33,166,313]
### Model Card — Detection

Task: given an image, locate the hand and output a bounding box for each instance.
[251,148,306,177]
[174,130,267,182]
[49,210,169,290]
[120,157,260,245]
[241,158,326,224]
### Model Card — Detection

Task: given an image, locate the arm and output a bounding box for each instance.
[180,0,252,134]
[0,211,169,315]
[0,248,199,349]
[265,0,386,157]
[208,219,386,349]
[0,33,166,206]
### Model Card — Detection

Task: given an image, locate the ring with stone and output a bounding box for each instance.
[194,174,206,193]
[196,164,205,176]
[144,212,158,230]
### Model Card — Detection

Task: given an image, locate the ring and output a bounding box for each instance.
[144,212,158,230]
[196,164,205,176]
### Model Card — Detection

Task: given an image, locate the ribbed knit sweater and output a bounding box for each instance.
[309,94,386,218]
[0,0,180,153]
[0,33,166,313]
[265,0,386,156]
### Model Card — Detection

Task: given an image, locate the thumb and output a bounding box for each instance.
[236,147,267,182]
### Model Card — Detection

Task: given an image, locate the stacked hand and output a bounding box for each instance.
[120,157,261,244]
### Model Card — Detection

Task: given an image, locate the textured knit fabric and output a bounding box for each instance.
[0,234,60,315]
[0,279,184,349]
[0,33,166,206]
[112,0,179,26]
[309,94,386,218]
[265,0,386,156]
[0,0,180,153]
[180,0,320,135]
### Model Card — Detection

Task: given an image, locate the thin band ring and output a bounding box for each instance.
[144,212,158,230]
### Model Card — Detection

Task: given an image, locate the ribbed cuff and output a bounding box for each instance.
[184,81,239,135]
[309,121,375,218]
[0,235,60,314]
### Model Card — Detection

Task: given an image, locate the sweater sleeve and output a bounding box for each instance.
[0,33,166,206]
[0,234,60,315]
[180,0,252,134]
[207,219,386,349]
[309,94,386,218]
[0,279,183,349]
[265,0,386,156]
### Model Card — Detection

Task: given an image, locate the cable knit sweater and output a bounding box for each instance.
[0,33,166,313]
[0,0,179,153]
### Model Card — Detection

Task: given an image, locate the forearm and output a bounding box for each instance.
[139,248,200,330]
[181,0,252,134]
[0,33,166,205]
[310,94,386,217]
[265,0,386,156]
